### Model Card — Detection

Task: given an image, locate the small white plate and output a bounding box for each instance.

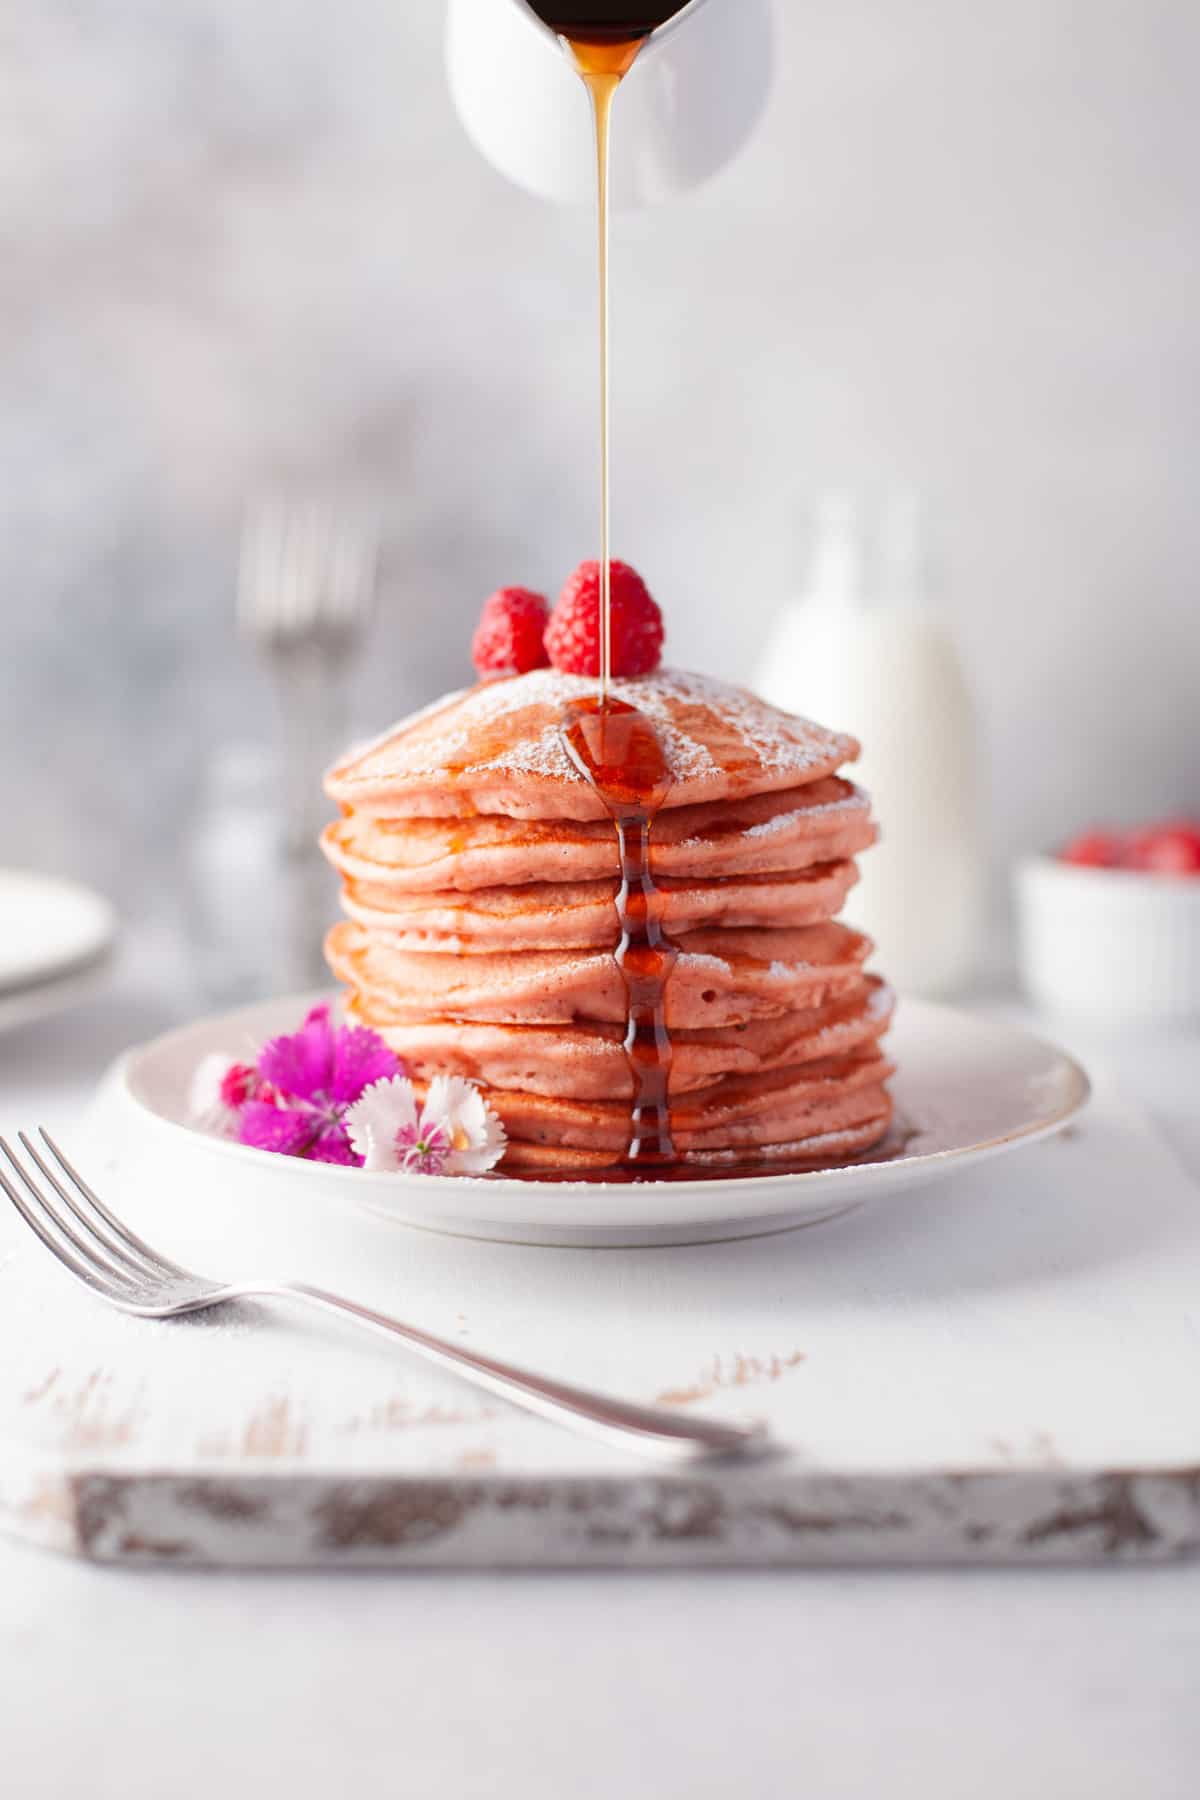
[0,870,116,996]
[94,993,1091,1249]
[0,955,115,1038]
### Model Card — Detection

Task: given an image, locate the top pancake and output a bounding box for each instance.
[325,668,859,822]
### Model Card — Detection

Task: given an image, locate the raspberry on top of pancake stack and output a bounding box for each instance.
[321,569,894,1175]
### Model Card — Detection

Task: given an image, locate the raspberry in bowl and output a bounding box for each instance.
[1016,818,1200,1026]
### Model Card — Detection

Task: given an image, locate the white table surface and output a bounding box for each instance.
[2,948,1199,1799]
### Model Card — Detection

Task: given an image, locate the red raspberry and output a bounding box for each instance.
[544,560,664,678]
[471,587,550,680]
[1059,829,1124,869]
[1126,820,1200,877]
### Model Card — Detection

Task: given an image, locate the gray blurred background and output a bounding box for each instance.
[3,0,1198,924]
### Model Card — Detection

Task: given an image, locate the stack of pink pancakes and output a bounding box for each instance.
[323,668,894,1173]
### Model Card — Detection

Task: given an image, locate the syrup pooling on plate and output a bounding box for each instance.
[561,695,679,1164]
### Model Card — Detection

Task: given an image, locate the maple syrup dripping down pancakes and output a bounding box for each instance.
[323,668,894,1174]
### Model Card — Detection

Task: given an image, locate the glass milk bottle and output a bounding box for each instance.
[754,495,985,995]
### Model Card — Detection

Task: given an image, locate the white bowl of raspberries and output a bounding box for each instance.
[1016,819,1200,1025]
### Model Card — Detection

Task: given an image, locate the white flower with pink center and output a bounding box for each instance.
[345,1075,506,1177]
[188,1054,263,1137]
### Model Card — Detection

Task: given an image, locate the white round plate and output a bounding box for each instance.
[0,869,116,996]
[92,992,1091,1250]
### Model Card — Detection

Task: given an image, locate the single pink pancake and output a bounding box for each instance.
[322,777,875,895]
[501,1113,892,1172]
[336,859,859,951]
[349,977,894,1101]
[325,669,859,822]
[326,918,873,1030]
[481,1048,895,1155]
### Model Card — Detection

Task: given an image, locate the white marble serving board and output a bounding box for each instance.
[2,1082,1198,1568]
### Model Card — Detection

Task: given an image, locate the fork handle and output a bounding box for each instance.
[252,1281,765,1462]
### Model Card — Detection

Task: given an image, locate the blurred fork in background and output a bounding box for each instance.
[223,494,379,991]
[238,494,379,854]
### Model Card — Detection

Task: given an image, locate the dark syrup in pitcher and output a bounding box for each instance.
[523,3,696,48]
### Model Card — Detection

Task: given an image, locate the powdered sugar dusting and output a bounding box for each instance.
[331,668,856,799]
[694,1120,890,1166]
[678,952,728,974]
[743,788,871,838]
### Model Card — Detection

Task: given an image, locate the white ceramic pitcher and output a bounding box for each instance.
[445,0,775,206]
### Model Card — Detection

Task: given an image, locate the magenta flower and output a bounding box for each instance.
[188,1009,507,1179]
[235,1004,402,1166]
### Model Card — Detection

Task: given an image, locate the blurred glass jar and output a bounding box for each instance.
[186,744,332,1006]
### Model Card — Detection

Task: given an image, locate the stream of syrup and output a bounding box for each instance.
[567,35,633,698]
[526,1,694,698]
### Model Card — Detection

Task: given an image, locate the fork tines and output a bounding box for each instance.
[0,1130,175,1300]
[238,496,378,652]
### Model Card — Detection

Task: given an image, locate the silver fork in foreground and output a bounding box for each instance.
[0,1131,765,1463]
